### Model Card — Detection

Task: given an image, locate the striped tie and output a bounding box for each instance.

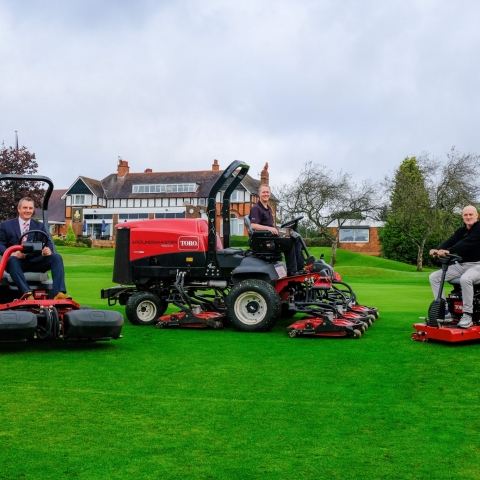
[21,222,29,244]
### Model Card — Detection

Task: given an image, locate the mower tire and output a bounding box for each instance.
[351,329,362,339]
[226,279,281,332]
[126,291,167,325]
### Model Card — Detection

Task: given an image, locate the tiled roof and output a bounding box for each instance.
[79,177,106,198]
[65,164,275,201]
[100,169,263,199]
[35,189,66,223]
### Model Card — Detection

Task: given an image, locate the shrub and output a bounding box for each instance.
[76,236,92,248]
[304,237,331,247]
[53,236,66,246]
[66,225,76,243]
[230,236,249,248]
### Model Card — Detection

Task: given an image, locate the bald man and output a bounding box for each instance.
[429,205,480,328]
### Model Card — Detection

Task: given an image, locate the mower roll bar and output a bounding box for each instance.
[0,173,56,252]
[206,160,250,265]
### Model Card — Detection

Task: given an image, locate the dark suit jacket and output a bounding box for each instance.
[0,218,54,263]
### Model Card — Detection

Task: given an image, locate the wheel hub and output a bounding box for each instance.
[246,301,259,314]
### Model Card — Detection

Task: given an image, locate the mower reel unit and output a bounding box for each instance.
[412,253,480,343]
[102,160,379,337]
[0,174,123,343]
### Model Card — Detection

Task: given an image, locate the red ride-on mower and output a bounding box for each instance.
[101,160,379,337]
[412,254,480,343]
[0,174,124,343]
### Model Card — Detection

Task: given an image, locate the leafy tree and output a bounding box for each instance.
[382,149,480,271]
[274,161,381,266]
[0,143,44,221]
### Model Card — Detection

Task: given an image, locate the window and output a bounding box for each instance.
[83,214,113,220]
[230,190,243,202]
[339,228,370,243]
[154,213,186,219]
[119,213,149,220]
[132,183,197,193]
[72,195,85,205]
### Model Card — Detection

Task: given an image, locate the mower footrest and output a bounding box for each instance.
[63,310,124,340]
[0,310,37,341]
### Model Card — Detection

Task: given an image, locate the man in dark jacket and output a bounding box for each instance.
[429,205,480,328]
[250,184,305,276]
[0,197,70,300]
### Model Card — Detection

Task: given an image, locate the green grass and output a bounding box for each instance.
[1,248,479,479]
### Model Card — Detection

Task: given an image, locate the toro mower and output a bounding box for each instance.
[412,254,480,343]
[0,174,123,343]
[101,160,378,337]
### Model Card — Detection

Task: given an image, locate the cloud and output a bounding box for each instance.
[1,0,480,190]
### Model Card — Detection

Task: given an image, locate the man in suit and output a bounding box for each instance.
[0,196,70,300]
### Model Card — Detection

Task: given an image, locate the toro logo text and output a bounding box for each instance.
[178,236,200,251]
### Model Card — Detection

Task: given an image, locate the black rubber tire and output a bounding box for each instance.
[351,329,362,339]
[125,291,167,325]
[226,279,281,332]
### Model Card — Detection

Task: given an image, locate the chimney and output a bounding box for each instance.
[117,159,130,177]
[260,162,269,186]
[212,159,219,171]
[144,168,152,173]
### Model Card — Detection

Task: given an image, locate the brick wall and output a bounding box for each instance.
[330,227,382,256]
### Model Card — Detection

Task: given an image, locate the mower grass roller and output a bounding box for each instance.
[0,174,123,343]
[412,253,480,343]
[101,160,379,338]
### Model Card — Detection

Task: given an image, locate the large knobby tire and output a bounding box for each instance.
[226,279,281,332]
[125,291,167,325]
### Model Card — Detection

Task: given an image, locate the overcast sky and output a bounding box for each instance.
[1,0,479,190]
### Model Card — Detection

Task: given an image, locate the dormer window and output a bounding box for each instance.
[72,195,85,205]
[132,183,197,193]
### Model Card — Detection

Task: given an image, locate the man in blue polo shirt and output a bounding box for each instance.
[250,184,304,276]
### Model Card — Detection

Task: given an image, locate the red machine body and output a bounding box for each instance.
[412,323,480,342]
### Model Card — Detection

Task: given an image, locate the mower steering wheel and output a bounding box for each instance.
[280,216,304,230]
[20,229,49,249]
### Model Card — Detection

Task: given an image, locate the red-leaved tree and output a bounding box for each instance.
[0,143,45,221]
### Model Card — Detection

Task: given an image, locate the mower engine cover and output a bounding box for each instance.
[63,309,124,340]
[0,310,37,341]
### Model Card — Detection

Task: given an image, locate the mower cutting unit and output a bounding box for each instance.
[412,254,480,343]
[284,256,377,338]
[0,174,124,343]
[101,160,379,337]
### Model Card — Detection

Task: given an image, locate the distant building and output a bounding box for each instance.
[62,159,273,240]
[329,220,383,256]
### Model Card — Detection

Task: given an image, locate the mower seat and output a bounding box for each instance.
[0,255,51,295]
[449,278,480,286]
[3,272,49,283]
[244,215,294,262]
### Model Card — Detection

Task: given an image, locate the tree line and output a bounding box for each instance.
[274,148,480,270]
